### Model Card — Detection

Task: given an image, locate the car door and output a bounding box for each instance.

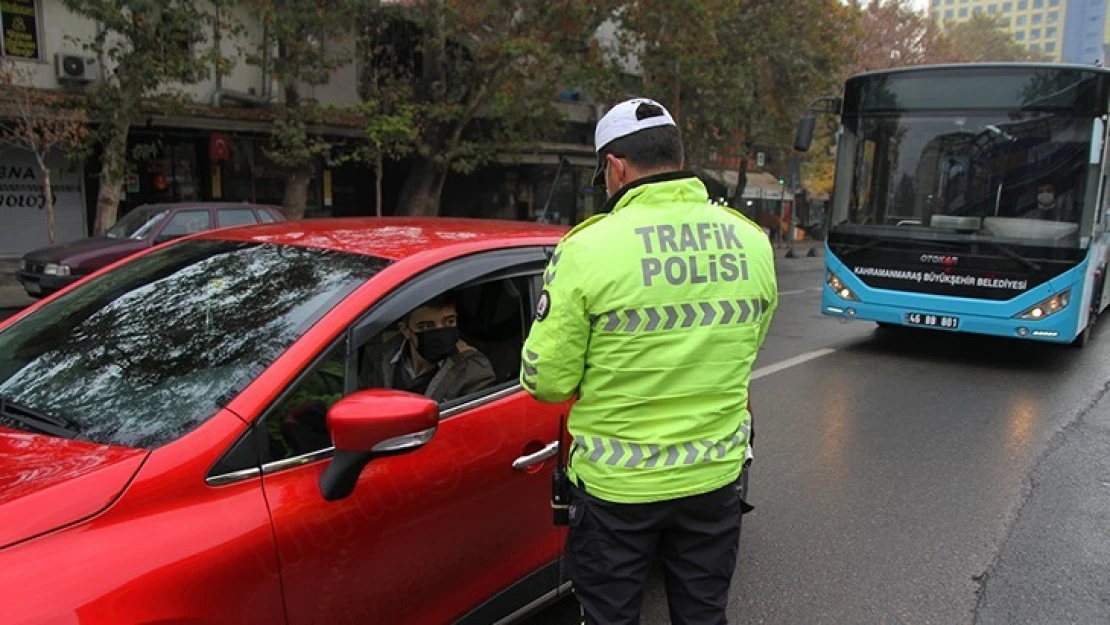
[258,248,567,625]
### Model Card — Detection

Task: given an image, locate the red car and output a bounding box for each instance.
[0,218,752,624]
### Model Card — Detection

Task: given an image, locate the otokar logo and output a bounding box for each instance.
[920,254,959,266]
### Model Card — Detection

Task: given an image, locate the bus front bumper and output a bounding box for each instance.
[821,292,1081,344]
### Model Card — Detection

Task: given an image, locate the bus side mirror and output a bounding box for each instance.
[794,114,816,152]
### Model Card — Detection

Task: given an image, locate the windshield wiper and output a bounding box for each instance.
[982,241,1042,272]
[835,238,886,259]
[0,395,80,439]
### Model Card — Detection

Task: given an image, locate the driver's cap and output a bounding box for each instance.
[592,98,677,187]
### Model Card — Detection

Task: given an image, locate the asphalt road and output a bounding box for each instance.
[526,263,1110,625]
[4,263,1106,623]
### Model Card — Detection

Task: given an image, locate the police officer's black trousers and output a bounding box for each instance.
[566,482,741,625]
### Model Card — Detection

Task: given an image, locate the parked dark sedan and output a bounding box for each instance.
[15,202,284,297]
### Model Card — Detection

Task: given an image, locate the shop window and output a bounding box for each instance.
[219,137,320,213]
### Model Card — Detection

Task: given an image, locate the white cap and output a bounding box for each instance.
[592,98,677,187]
[594,98,677,154]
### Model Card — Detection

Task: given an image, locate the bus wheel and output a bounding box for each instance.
[1072,308,1096,348]
[1072,324,1091,348]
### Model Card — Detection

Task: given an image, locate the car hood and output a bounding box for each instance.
[0,429,147,550]
[23,237,149,273]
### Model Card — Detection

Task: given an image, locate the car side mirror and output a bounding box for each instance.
[794,114,816,153]
[318,390,439,502]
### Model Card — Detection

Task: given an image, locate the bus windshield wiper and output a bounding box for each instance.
[836,238,885,259]
[0,395,80,439]
[982,241,1042,272]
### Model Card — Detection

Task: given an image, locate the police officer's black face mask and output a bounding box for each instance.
[413,326,459,362]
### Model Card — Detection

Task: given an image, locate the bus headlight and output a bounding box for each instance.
[827,271,859,301]
[1015,290,1070,320]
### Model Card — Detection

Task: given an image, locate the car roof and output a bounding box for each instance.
[201,217,570,261]
[138,202,283,211]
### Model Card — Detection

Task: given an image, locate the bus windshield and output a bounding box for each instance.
[831,111,1095,250]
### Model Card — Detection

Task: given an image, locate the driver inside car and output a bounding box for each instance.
[361,293,497,403]
[267,293,497,460]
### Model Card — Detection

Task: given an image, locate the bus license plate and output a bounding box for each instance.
[905,312,959,329]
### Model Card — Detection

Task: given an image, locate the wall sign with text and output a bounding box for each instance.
[1,0,41,59]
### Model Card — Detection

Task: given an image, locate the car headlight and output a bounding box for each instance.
[19,259,29,271]
[827,271,859,301]
[1015,290,1070,320]
[43,263,71,276]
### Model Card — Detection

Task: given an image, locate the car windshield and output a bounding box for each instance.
[0,240,389,449]
[831,111,1095,250]
[104,206,169,240]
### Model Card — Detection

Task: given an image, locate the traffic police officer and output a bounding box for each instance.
[520,98,777,625]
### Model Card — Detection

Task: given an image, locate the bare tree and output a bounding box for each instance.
[0,60,90,244]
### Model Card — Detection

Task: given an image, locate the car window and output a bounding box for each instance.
[260,275,534,464]
[105,206,168,240]
[258,210,279,223]
[159,210,213,239]
[264,346,346,461]
[218,208,260,227]
[0,240,390,449]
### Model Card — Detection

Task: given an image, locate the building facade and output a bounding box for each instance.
[930,0,1105,64]
[0,0,602,258]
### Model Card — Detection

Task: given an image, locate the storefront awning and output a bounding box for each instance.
[697,168,794,201]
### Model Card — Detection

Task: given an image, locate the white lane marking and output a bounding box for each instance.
[778,287,821,296]
[752,348,837,380]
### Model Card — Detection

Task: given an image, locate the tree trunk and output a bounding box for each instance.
[397,158,448,216]
[41,167,55,244]
[282,166,313,221]
[94,128,128,235]
[375,153,384,218]
[732,153,749,211]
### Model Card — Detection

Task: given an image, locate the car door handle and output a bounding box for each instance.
[512,441,559,471]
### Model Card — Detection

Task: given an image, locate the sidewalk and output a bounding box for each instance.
[0,259,34,312]
[773,241,824,273]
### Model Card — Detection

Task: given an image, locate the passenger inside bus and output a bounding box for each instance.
[1016,181,1075,222]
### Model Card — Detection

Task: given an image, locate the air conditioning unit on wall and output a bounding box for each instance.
[54,53,98,84]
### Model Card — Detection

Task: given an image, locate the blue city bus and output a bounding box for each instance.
[795,63,1110,346]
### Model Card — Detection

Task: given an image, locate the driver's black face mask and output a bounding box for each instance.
[412,326,459,362]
